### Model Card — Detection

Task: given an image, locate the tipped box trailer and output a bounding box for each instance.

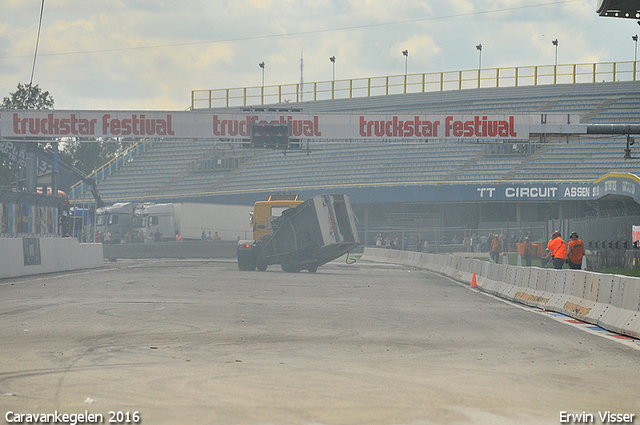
[237,194,360,273]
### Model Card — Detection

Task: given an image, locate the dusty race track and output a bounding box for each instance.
[1,258,639,425]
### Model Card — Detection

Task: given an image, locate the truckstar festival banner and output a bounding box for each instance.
[0,110,530,141]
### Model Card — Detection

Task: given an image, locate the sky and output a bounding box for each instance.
[0,0,638,111]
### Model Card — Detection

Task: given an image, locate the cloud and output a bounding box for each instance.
[0,0,636,110]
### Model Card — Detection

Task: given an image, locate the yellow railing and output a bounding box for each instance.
[191,61,639,110]
[69,140,153,201]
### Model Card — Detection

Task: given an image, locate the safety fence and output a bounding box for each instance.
[361,247,640,339]
[192,60,639,109]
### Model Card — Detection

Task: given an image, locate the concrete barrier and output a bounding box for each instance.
[0,237,103,279]
[102,240,237,259]
[361,247,640,339]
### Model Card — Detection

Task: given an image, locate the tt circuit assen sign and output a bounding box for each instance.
[333,173,640,205]
[0,110,531,141]
[471,173,640,203]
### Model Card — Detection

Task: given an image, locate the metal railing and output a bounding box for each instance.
[191,60,639,110]
[69,140,154,201]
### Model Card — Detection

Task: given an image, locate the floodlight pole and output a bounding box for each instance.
[476,44,482,88]
[552,39,558,84]
[330,56,336,99]
[633,35,638,80]
[259,62,265,87]
[330,56,335,81]
[259,62,265,104]
[402,50,408,75]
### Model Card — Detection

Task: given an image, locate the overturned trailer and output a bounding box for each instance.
[237,194,360,273]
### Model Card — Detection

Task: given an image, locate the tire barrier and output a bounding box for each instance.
[361,247,640,339]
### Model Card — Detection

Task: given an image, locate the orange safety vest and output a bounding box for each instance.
[568,239,584,264]
[518,241,533,256]
[491,238,500,253]
[547,237,567,260]
[517,242,525,255]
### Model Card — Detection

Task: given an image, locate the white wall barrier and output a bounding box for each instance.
[361,247,640,339]
[0,238,103,279]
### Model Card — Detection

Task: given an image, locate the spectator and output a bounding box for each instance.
[154,229,162,243]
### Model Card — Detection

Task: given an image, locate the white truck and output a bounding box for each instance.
[139,202,253,241]
[95,202,145,243]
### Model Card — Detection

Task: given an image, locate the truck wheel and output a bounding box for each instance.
[237,258,248,271]
[307,265,318,273]
[256,261,268,272]
[281,263,301,273]
[246,257,256,271]
[238,254,256,271]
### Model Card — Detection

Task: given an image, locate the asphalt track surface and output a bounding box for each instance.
[1,258,639,425]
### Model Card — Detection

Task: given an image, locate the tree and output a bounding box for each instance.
[1,84,133,191]
[63,140,134,176]
[0,83,55,188]
[1,82,54,110]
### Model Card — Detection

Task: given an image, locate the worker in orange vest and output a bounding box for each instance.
[518,236,535,267]
[490,234,501,263]
[566,231,584,269]
[547,230,567,269]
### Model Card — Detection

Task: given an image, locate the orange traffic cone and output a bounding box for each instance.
[470,272,477,288]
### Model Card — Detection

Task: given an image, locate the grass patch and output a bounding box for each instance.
[597,268,640,277]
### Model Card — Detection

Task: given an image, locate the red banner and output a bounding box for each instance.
[1,110,532,141]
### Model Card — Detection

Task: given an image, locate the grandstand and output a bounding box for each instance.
[87,81,640,196]
[73,78,640,245]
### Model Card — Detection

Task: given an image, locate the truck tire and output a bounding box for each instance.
[237,258,248,271]
[281,262,301,273]
[237,252,256,271]
[244,258,256,271]
[307,265,318,273]
[256,261,268,272]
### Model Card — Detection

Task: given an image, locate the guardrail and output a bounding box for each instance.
[191,60,639,110]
